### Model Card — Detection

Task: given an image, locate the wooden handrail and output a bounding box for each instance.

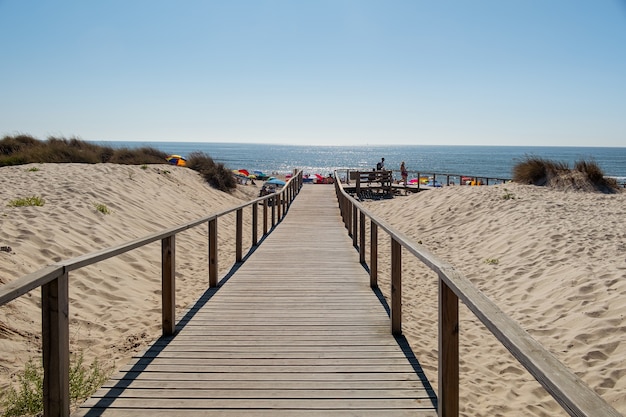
[334,174,621,417]
[343,169,510,186]
[0,171,303,417]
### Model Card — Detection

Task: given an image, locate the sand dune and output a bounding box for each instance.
[0,163,259,399]
[1,165,625,416]
[363,183,626,416]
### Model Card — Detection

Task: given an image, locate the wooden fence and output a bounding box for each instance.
[334,176,621,417]
[0,171,303,417]
[344,169,510,188]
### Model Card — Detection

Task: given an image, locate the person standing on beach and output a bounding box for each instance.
[400,161,408,186]
[376,157,385,170]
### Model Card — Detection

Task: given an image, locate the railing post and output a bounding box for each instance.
[352,205,358,248]
[162,235,176,336]
[42,271,70,417]
[271,196,276,227]
[208,218,218,287]
[439,276,459,417]
[359,211,366,264]
[277,192,282,219]
[391,238,402,335]
[252,203,258,246]
[370,222,378,288]
[345,197,350,230]
[263,199,268,235]
[236,208,243,262]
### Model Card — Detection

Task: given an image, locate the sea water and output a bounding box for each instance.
[94,141,626,183]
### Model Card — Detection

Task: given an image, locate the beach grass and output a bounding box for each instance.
[0,134,237,192]
[512,156,619,193]
[7,196,45,207]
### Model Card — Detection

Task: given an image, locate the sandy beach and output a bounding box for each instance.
[0,163,259,405]
[1,164,625,416]
[363,183,626,416]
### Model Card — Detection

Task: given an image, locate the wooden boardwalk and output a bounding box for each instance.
[74,185,437,417]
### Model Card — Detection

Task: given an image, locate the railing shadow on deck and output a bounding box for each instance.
[0,171,304,417]
[334,172,622,417]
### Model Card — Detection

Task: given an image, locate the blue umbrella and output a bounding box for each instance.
[266,178,286,186]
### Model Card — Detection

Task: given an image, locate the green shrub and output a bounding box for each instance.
[1,353,109,416]
[93,203,111,214]
[7,196,45,207]
[1,360,42,416]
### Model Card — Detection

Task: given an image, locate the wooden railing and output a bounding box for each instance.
[0,171,303,417]
[334,175,621,417]
[344,169,510,187]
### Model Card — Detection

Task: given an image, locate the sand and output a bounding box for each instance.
[362,183,626,416]
[1,165,625,416]
[0,163,259,402]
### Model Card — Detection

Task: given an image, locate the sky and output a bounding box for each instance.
[1,1,625,147]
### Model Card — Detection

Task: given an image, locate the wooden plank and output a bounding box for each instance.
[74,410,435,417]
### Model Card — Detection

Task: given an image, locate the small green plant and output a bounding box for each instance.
[140,164,148,170]
[7,196,45,207]
[93,203,111,215]
[484,258,499,265]
[501,188,516,200]
[26,167,40,172]
[1,353,110,416]
[1,359,42,416]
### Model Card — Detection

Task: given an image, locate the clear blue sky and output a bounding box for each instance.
[1,1,625,147]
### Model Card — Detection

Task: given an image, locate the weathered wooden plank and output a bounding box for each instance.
[105,371,425,382]
[79,397,435,409]
[99,380,427,390]
[89,388,431,399]
[74,410,435,417]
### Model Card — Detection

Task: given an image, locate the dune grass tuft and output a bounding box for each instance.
[186,151,237,192]
[513,156,619,193]
[7,196,45,207]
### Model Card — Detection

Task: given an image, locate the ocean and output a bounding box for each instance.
[93,141,626,183]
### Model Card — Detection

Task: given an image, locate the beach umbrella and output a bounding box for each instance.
[266,178,286,186]
[239,169,250,177]
[253,170,270,180]
[166,155,186,166]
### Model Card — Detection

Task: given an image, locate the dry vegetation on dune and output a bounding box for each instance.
[512,156,620,193]
[0,134,237,192]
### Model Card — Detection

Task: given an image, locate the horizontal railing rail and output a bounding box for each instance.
[334,172,620,417]
[341,169,510,187]
[0,171,303,417]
